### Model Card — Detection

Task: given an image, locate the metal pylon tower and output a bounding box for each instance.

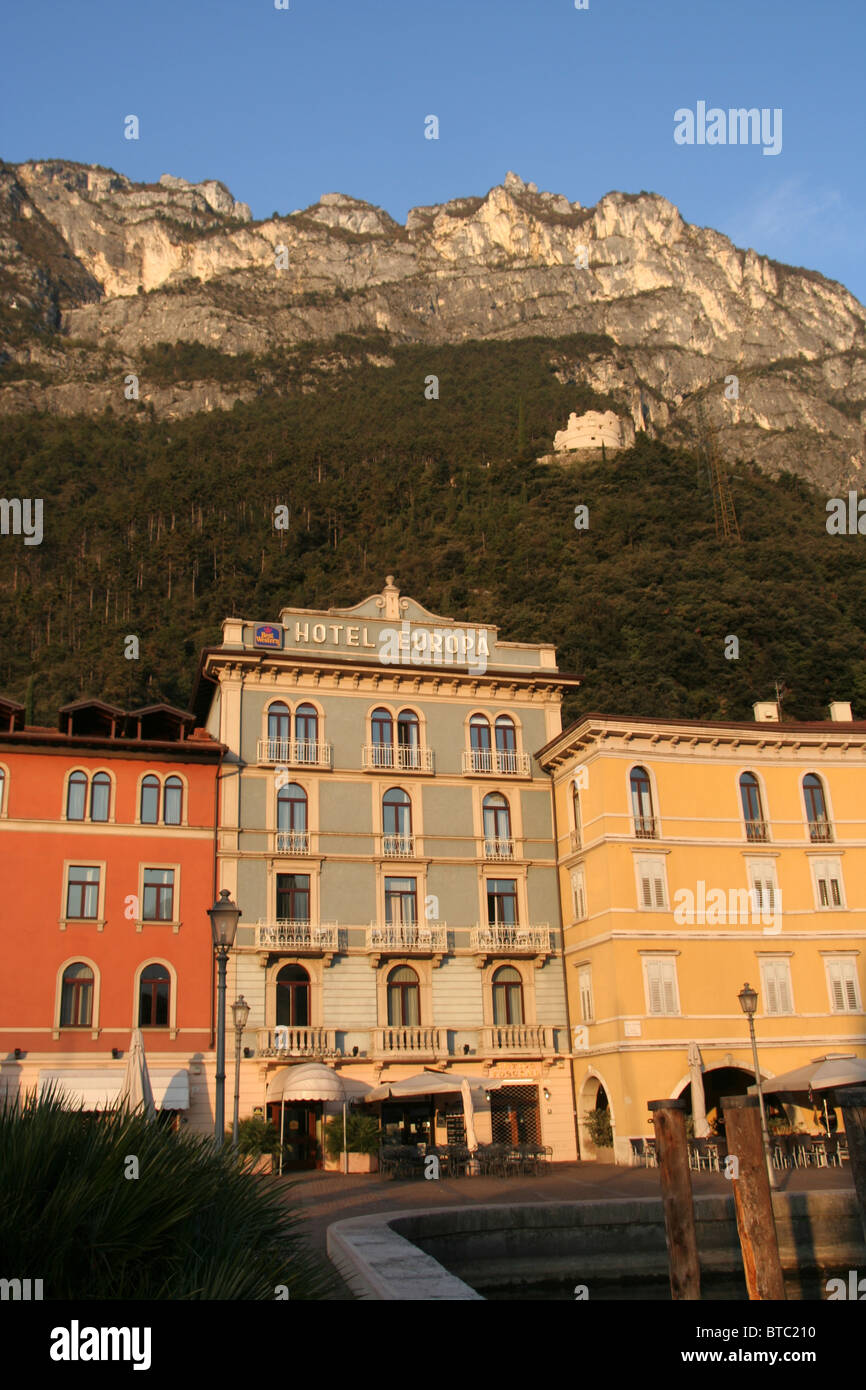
[696,397,741,542]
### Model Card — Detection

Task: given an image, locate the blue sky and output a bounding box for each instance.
[3,0,865,302]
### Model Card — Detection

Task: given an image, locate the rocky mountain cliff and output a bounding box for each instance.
[2,160,865,490]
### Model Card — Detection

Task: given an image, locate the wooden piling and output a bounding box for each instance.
[648,1098,701,1300]
[722,1094,785,1300]
[834,1087,866,1245]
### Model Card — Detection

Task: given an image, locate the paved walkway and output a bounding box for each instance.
[282,1161,855,1299]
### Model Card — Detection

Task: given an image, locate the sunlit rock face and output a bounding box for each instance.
[1,161,864,490]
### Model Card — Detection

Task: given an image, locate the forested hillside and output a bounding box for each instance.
[1,335,863,727]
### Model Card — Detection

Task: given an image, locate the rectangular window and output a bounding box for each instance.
[746,861,778,915]
[143,868,175,922]
[635,858,667,910]
[66,865,100,919]
[486,878,519,926]
[572,868,587,922]
[578,965,594,1022]
[826,958,860,1013]
[812,858,844,910]
[276,873,310,922]
[760,959,793,1015]
[644,957,679,1015]
[385,876,417,926]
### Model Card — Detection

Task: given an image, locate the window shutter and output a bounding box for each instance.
[844,966,857,1010]
[818,876,829,906]
[828,962,846,1010]
[641,874,653,908]
[653,873,665,908]
[647,963,662,1014]
[764,969,779,1014]
[778,968,792,1014]
[831,877,842,906]
[661,965,676,1013]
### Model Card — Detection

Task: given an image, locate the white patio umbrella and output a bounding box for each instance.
[460,1077,479,1151]
[266,1064,371,1175]
[688,1041,710,1138]
[117,1029,155,1117]
[363,1070,490,1102]
[748,1053,866,1096]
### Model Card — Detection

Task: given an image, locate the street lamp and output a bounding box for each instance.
[738,982,779,1189]
[207,889,241,1144]
[231,994,251,1152]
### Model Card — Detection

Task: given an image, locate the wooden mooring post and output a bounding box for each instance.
[722,1094,785,1300]
[834,1087,866,1245]
[648,1098,701,1300]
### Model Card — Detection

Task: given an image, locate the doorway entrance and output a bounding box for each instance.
[268,1101,322,1169]
[490,1085,540,1145]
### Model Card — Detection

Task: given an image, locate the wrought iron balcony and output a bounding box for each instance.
[808,819,834,843]
[362,743,434,772]
[470,924,551,955]
[366,922,447,954]
[484,837,515,861]
[383,833,416,858]
[372,1026,445,1058]
[257,1027,338,1059]
[257,738,332,768]
[744,819,769,843]
[481,1024,555,1056]
[255,920,339,952]
[275,829,310,854]
[633,816,658,839]
[462,749,531,776]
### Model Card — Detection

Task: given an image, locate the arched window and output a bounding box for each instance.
[739,773,767,841]
[483,792,512,857]
[0,766,5,814]
[383,788,412,855]
[492,965,524,1026]
[139,963,170,1027]
[89,772,110,823]
[140,774,160,824]
[277,783,308,851]
[60,962,94,1028]
[163,776,183,826]
[630,766,656,838]
[469,714,492,771]
[294,704,319,763]
[67,771,88,821]
[371,708,394,768]
[804,774,832,842]
[276,964,310,1027]
[387,965,420,1027]
[495,716,518,773]
[267,701,291,746]
[397,709,420,769]
[572,784,582,847]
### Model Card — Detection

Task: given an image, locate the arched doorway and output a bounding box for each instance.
[577,1074,615,1162]
[677,1066,786,1138]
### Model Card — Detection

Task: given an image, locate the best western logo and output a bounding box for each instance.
[254,624,284,648]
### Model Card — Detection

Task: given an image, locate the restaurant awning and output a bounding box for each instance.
[748,1053,866,1096]
[265,1063,372,1103]
[363,1071,493,1103]
[39,1068,190,1110]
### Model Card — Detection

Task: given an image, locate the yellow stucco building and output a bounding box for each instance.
[538,701,866,1165]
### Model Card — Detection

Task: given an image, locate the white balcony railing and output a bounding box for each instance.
[484,836,514,860]
[257,738,332,768]
[481,1024,555,1055]
[362,744,434,772]
[383,833,416,858]
[255,920,339,951]
[744,820,769,843]
[461,749,531,776]
[470,924,551,954]
[367,923,447,953]
[373,1026,445,1057]
[275,829,310,854]
[808,819,834,843]
[633,816,658,839]
[257,1027,338,1058]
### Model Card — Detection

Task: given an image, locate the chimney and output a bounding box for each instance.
[753,701,780,723]
[827,701,853,722]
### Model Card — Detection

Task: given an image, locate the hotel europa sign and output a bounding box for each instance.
[251,618,493,674]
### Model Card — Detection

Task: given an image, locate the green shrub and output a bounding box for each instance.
[229,1115,282,1157]
[323,1111,382,1158]
[583,1107,613,1148]
[0,1086,336,1300]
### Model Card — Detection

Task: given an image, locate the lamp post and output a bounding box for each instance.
[207,889,241,1145]
[231,994,250,1152]
[738,982,779,1190]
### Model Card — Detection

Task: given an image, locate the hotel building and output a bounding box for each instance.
[538,703,866,1164]
[191,577,581,1164]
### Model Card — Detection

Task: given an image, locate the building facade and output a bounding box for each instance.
[538,702,866,1164]
[0,697,223,1124]
[192,577,581,1164]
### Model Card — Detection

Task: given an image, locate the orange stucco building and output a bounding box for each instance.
[0,696,224,1124]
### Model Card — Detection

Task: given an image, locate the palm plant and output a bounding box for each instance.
[0,1085,336,1300]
